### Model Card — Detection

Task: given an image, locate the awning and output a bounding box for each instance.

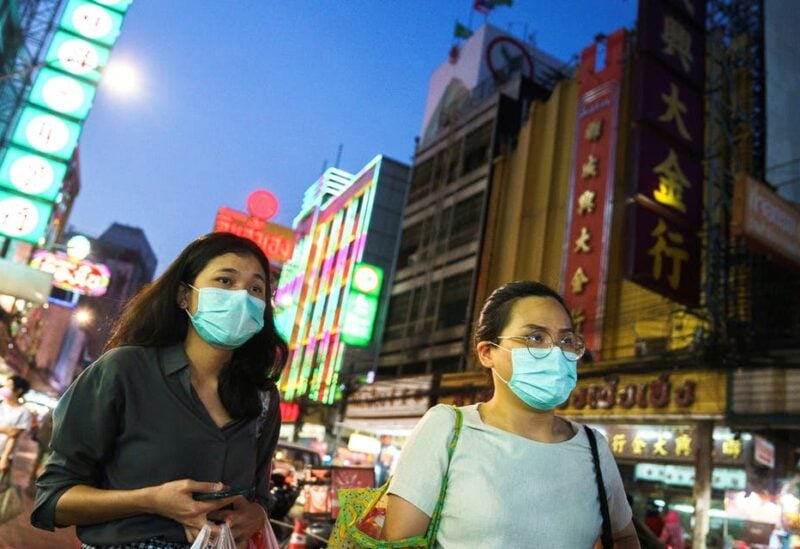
[0,258,53,304]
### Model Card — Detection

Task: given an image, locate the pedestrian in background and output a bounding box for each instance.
[381,281,639,548]
[32,232,288,549]
[659,510,686,549]
[0,375,33,478]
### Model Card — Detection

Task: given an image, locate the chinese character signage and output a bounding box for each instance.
[0,189,54,244]
[599,424,748,466]
[0,0,133,245]
[628,0,705,306]
[561,29,627,358]
[30,250,111,296]
[627,202,701,305]
[213,206,295,264]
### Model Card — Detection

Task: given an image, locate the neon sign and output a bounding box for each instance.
[30,250,111,296]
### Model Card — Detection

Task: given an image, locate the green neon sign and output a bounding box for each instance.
[0,146,67,202]
[92,0,133,14]
[28,67,97,120]
[10,105,83,161]
[0,189,53,244]
[341,263,383,347]
[60,0,124,48]
[44,30,111,83]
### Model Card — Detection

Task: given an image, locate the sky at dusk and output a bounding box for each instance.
[72,1,638,274]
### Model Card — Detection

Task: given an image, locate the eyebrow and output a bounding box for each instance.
[214,267,266,283]
[520,323,576,334]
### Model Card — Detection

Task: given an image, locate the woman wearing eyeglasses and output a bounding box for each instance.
[382,281,639,548]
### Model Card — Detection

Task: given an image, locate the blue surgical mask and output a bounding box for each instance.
[185,284,266,349]
[492,345,578,410]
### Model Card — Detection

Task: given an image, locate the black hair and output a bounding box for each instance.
[474,280,570,345]
[105,232,288,420]
[9,375,30,396]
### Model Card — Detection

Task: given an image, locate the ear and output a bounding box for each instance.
[176,283,190,309]
[475,341,496,369]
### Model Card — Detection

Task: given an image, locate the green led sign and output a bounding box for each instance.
[93,0,133,14]
[0,189,53,244]
[44,30,111,83]
[341,263,383,347]
[0,146,68,202]
[28,67,97,120]
[10,105,83,161]
[352,263,384,297]
[60,0,124,48]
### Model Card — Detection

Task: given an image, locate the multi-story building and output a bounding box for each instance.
[274,155,409,420]
[377,24,568,377]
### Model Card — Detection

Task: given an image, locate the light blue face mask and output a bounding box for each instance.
[185,284,266,349]
[492,345,578,411]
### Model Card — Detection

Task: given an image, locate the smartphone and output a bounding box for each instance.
[192,486,254,501]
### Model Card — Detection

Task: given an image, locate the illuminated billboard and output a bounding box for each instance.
[30,250,111,296]
[0,146,68,202]
[341,263,384,347]
[0,189,53,244]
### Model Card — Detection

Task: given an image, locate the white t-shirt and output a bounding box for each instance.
[388,404,632,549]
[0,400,33,457]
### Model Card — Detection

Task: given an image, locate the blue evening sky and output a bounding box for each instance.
[73,1,637,274]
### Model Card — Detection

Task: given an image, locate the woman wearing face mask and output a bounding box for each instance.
[381,281,639,548]
[32,232,287,549]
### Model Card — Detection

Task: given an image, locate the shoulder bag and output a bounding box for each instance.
[329,406,464,548]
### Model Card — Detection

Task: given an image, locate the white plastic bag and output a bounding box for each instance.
[189,522,236,549]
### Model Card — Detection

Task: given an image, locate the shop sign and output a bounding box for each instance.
[437,372,492,407]
[345,375,432,420]
[626,203,701,306]
[559,370,726,417]
[561,29,626,360]
[754,435,775,469]
[30,250,111,296]
[731,175,800,271]
[0,146,68,202]
[213,206,295,264]
[0,189,53,244]
[279,401,300,422]
[634,463,746,490]
[597,424,749,465]
[340,263,383,347]
[348,433,381,455]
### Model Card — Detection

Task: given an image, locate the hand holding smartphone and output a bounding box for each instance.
[192,486,254,501]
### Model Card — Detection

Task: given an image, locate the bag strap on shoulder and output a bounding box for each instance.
[426,406,464,544]
[584,425,613,549]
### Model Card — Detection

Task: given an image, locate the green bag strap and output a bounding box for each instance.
[425,406,464,545]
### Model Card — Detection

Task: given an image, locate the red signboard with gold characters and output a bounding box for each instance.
[561,29,626,360]
[213,206,295,264]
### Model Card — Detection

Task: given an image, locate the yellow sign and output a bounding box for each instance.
[559,370,727,418]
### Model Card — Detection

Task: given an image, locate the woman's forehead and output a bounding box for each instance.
[506,296,571,329]
[202,252,265,277]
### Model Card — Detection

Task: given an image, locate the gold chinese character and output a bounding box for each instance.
[652,436,669,456]
[581,154,599,179]
[661,16,693,72]
[647,218,689,290]
[585,119,604,141]
[571,308,586,334]
[659,83,691,141]
[675,433,693,456]
[632,436,648,455]
[653,149,691,213]
[574,227,591,253]
[612,434,627,454]
[571,267,589,294]
[722,437,742,459]
[578,189,596,215]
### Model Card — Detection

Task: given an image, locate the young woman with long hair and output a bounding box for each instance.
[32,232,288,549]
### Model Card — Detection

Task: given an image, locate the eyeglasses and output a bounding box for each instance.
[496,329,586,361]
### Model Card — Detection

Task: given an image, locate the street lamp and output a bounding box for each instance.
[74,309,92,327]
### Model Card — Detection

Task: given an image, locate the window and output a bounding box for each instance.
[396,222,423,270]
[448,192,484,250]
[408,158,433,204]
[384,291,411,340]
[438,271,473,329]
[463,122,492,175]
